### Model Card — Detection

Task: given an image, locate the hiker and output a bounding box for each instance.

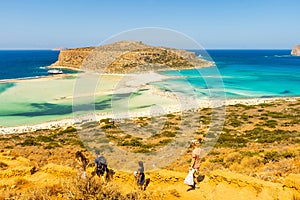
[75,151,89,179]
[93,150,109,183]
[187,139,202,191]
[134,161,150,190]
[134,161,145,188]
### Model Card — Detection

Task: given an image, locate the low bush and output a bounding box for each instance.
[240,156,261,169]
[0,161,8,169]
[36,135,54,143]
[18,138,41,147]
[224,152,242,164]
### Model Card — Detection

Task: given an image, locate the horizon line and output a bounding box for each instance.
[0,48,293,51]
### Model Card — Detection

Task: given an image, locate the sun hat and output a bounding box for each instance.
[191,139,199,144]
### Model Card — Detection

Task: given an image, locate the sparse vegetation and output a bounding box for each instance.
[1,98,300,199]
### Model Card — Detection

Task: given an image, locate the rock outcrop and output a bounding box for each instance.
[291,45,300,56]
[51,47,94,70]
[50,41,212,73]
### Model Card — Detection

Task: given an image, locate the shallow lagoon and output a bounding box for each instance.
[0,75,178,127]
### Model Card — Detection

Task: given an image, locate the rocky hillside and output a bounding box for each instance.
[291,45,300,56]
[50,41,212,73]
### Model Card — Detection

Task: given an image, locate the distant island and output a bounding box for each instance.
[49,41,213,73]
[291,45,300,56]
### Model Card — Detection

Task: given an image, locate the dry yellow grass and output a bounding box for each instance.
[1,98,300,199]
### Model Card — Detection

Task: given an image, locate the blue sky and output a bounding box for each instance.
[0,0,299,49]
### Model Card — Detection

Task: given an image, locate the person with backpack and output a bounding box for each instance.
[134,161,150,190]
[93,150,109,183]
[75,151,89,179]
[134,161,145,188]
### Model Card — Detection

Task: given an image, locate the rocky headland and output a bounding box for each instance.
[291,45,300,56]
[50,41,213,73]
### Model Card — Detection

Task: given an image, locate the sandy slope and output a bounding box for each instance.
[1,151,299,200]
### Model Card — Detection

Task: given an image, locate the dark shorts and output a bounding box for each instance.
[137,173,145,185]
[96,164,108,176]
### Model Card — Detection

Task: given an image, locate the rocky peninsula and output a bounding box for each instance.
[50,41,213,73]
[291,45,300,56]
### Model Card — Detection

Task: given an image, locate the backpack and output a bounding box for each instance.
[96,156,107,174]
[97,156,107,166]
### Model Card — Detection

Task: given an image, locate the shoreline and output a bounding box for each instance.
[0,73,77,83]
[1,96,299,135]
[47,65,83,72]
[0,69,173,84]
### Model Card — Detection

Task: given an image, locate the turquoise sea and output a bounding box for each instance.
[0,50,299,127]
[157,50,300,99]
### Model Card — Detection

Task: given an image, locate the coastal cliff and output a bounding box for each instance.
[51,47,94,70]
[291,45,300,56]
[50,41,212,73]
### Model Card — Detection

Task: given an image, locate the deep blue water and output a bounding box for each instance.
[0,50,59,80]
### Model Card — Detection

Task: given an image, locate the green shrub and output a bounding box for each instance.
[260,120,278,128]
[166,113,176,118]
[262,150,295,164]
[229,119,242,127]
[216,134,248,148]
[259,103,273,108]
[0,137,10,141]
[101,123,115,129]
[44,142,61,149]
[121,138,142,147]
[0,161,8,169]
[10,135,21,140]
[51,126,77,138]
[235,104,256,109]
[161,131,176,137]
[18,138,41,146]
[241,114,249,121]
[210,157,224,164]
[60,126,77,133]
[158,139,172,145]
[99,118,111,124]
[263,151,280,163]
[241,151,259,157]
[36,135,54,143]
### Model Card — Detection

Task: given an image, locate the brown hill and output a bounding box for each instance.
[50,41,212,73]
[291,45,300,56]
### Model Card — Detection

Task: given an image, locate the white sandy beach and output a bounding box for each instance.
[1,94,299,135]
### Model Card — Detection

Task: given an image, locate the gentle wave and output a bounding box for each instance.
[265,55,292,58]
